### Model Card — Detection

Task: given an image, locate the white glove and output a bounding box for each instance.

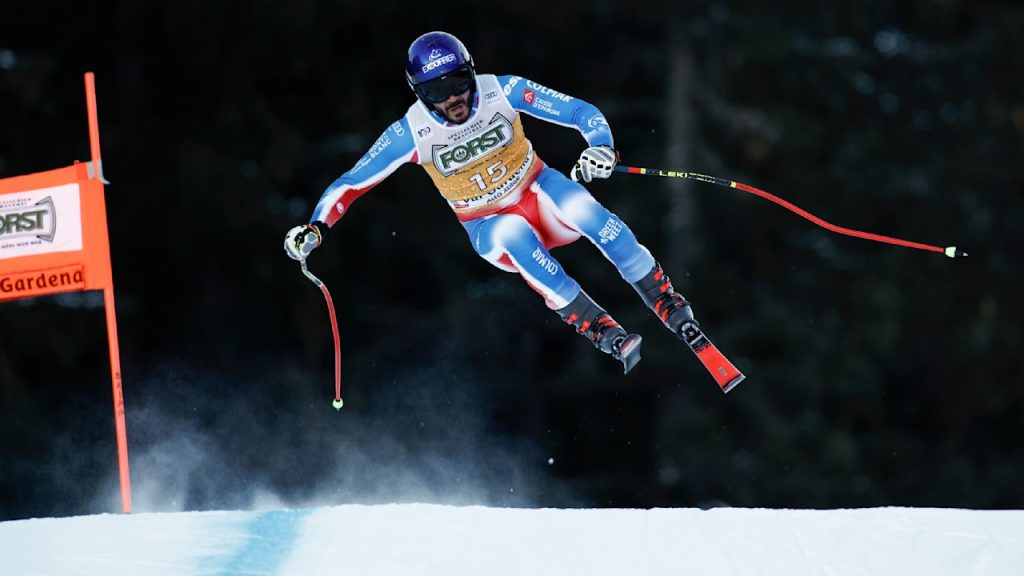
[571,145,617,183]
[284,223,323,261]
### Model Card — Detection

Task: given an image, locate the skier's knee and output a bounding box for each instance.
[556,191,603,228]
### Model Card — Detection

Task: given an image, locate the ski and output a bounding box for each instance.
[679,322,745,393]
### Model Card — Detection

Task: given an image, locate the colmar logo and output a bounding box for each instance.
[531,247,558,275]
[523,89,535,105]
[526,81,572,102]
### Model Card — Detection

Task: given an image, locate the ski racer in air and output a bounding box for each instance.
[285,31,701,374]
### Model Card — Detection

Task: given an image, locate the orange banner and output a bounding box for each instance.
[0,161,113,302]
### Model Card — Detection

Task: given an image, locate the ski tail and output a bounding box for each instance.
[616,333,643,374]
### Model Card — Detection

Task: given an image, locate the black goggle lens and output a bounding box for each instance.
[416,72,473,103]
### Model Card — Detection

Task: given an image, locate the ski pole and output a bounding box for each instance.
[614,165,967,259]
[300,258,344,410]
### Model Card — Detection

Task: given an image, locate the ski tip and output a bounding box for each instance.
[720,373,745,394]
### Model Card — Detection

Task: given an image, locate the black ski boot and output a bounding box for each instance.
[631,262,697,336]
[556,291,642,374]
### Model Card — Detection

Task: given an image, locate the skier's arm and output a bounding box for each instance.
[497,75,614,148]
[285,119,416,261]
[310,119,417,228]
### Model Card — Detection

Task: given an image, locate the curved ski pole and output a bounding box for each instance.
[614,165,966,259]
[300,258,344,410]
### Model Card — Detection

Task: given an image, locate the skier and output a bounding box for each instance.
[284,31,698,374]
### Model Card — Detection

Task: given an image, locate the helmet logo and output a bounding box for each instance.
[422,53,456,74]
[429,48,443,60]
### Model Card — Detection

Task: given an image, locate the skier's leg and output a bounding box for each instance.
[530,167,654,283]
[463,213,642,372]
[629,262,696,335]
[531,167,696,336]
[554,289,642,374]
[463,213,580,310]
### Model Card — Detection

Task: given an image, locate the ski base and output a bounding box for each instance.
[679,322,745,393]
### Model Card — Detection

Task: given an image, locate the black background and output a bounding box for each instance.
[2,1,1022,520]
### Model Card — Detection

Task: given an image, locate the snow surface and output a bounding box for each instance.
[3,505,1023,575]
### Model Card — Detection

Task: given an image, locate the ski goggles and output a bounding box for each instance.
[414,68,475,103]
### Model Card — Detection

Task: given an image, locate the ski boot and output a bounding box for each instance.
[632,262,745,392]
[631,262,697,335]
[557,291,642,374]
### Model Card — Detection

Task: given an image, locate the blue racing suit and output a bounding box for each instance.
[311,74,654,310]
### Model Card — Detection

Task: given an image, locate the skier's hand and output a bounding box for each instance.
[284,223,323,261]
[571,145,618,183]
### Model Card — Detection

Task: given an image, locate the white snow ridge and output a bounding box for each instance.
[2,504,1023,575]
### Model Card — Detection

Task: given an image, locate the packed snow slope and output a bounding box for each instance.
[3,504,1023,575]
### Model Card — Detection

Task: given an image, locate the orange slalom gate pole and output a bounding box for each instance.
[85,72,132,513]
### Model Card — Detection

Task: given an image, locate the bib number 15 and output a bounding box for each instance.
[468,160,508,191]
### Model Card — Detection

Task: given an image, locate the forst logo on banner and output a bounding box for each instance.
[0,197,56,242]
[0,182,83,260]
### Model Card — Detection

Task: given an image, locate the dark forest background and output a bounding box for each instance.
[2,1,1021,520]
